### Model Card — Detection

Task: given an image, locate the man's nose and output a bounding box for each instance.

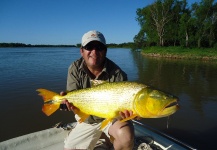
[91,49,98,53]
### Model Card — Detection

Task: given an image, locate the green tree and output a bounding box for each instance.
[135,0,217,48]
[135,6,157,47]
[178,0,194,47]
[191,0,217,48]
[166,0,189,46]
[208,2,217,47]
[179,12,192,47]
[135,0,186,47]
[149,0,175,46]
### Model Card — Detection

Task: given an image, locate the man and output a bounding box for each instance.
[62,30,134,150]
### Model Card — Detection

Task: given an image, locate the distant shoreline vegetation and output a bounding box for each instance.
[0,43,76,47]
[0,42,135,48]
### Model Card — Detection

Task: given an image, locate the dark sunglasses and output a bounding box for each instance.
[82,43,106,51]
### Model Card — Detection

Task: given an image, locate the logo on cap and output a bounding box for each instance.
[91,34,97,38]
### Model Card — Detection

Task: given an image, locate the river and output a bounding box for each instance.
[0,47,216,149]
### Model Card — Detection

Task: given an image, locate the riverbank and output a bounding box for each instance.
[141,46,217,61]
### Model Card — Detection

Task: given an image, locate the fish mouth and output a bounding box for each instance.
[165,101,179,109]
[161,100,179,117]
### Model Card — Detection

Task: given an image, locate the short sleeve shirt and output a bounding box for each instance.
[66,57,127,123]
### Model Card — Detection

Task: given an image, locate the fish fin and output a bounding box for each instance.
[90,80,108,87]
[37,89,60,116]
[75,110,90,123]
[37,88,59,102]
[120,114,138,122]
[42,104,60,116]
[101,118,112,130]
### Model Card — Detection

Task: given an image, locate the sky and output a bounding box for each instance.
[0,0,201,45]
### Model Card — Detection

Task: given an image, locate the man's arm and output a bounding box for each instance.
[60,63,81,112]
[66,64,81,92]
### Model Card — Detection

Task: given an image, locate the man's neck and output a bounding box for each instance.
[87,66,103,79]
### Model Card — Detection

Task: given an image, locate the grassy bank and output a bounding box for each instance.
[141,46,217,61]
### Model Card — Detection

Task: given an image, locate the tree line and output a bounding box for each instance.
[0,43,76,47]
[134,0,217,48]
[1,42,134,48]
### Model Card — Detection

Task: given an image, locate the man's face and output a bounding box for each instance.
[80,41,107,69]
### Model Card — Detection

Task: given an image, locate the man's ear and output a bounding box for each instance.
[80,48,84,54]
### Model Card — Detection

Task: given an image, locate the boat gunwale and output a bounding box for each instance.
[132,120,197,150]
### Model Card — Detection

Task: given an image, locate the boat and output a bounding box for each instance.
[0,120,196,150]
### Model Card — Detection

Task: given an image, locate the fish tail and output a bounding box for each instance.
[37,88,60,116]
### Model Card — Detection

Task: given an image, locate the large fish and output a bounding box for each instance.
[37,81,179,129]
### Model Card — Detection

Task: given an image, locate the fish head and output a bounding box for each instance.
[134,87,179,118]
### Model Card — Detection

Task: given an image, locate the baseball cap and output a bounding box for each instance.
[81,30,106,47]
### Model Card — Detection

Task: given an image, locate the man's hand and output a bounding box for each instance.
[59,91,79,113]
[119,110,133,119]
[119,110,141,120]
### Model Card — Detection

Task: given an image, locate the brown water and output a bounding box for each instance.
[0,47,217,149]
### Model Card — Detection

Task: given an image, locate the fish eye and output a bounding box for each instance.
[150,90,163,99]
[150,90,173,100]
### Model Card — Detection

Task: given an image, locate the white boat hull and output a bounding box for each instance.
[0,120,196,150]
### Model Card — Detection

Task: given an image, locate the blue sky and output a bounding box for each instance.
[1,0,201,45]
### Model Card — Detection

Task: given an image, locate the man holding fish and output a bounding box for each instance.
[61,30,134,150]
[37,30,178,150]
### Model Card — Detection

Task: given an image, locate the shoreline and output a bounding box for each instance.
[140,46,217,61]
[141,52,217,61]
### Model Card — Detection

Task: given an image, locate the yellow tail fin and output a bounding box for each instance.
[42,103,60,116]
[37,89,58,102]
[37,89,60,116]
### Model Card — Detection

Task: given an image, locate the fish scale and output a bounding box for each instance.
[64,82,145,118]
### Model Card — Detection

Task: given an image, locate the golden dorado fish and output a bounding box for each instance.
[37,81,179,129]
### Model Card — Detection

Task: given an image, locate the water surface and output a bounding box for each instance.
[0,47,216,149]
